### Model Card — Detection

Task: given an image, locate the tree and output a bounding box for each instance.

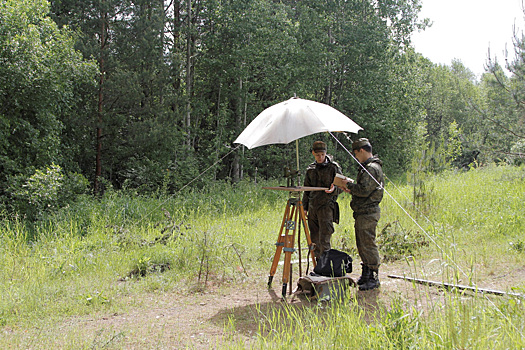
[194,0,300,182]
[0,0,96,205]
[483,10,525,163]
[321,0,428,174]
[51,0,188,192]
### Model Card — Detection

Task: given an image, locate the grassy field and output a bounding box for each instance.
[1,164,524,348]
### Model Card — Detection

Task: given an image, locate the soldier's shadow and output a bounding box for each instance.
[208,285,380,338]
[355,288,381,322]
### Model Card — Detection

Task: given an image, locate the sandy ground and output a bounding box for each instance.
[59,271,396,349]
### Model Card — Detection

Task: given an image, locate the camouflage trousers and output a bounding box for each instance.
[307,204,334,260]
[354,210,381,270]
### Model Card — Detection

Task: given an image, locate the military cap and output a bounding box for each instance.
[312,141,327,152]
[352,138,371,150]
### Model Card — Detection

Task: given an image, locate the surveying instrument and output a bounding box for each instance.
[264,167,328,298]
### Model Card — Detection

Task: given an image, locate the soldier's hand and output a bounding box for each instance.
[325,184,336,193]
[341,177,354,185]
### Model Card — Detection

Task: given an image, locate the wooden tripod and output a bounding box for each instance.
[267,190,317,297]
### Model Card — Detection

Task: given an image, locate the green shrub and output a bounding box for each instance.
[8,164,89,219]
[509,140,525,165]
[378,220,429,261]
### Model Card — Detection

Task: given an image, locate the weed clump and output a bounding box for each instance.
[378,220,429,262]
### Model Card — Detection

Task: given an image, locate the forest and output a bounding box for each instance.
[1,0,524,218]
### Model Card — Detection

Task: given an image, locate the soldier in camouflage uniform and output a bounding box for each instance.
[340,138,384,291]
[302,141,343,260]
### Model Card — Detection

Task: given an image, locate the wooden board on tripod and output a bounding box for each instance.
[262,186,329,192]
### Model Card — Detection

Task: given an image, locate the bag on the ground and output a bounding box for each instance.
[313,249,352,277]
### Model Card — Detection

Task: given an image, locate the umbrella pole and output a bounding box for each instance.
[295,139,301,283]
[295,140,300,173]
[295,139,301,187]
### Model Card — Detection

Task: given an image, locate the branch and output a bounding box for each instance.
[499,151,525,157]
[230,243,249,277]
[465,99,525,140]
[484,114,525,140]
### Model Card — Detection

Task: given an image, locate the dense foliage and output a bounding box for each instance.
[0,0,97,214]
[1,0,524,216]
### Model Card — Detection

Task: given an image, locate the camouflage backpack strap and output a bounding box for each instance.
[331,159,343,174]
[366,161,384,190]
[306,161,317,171]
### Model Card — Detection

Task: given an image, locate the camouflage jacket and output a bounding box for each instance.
[347,156,384,214]
[302,155,342,211]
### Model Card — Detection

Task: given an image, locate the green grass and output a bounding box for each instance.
[1,166,524,348]
[241,296,524,349]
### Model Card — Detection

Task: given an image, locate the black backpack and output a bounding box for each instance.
[313,249,352,277]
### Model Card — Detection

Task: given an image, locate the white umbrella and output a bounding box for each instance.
[234,97,362,149]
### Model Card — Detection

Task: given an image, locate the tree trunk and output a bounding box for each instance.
[214,83,222,181]
[232,77,244,183]
[185,0,192,148]
[323,27,333,105]
[94,10,107,195]
[172,1,181,92]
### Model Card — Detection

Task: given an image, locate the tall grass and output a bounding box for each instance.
[380,165,525,283]
[1,166,524,348]
[231,292,524,349]
[0,179,286,328]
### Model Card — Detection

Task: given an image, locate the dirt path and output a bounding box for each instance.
[52,262,438,349]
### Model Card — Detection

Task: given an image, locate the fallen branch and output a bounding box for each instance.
[230,243,249,277]
[388,274,524,298]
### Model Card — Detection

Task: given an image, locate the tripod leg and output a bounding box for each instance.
[268,231,286,287]
[268,200,292,287]
[297,217,302,278]
[281,205,297,297]
[298,201,316,268]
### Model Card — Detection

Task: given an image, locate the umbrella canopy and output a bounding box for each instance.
[234,97,362,149]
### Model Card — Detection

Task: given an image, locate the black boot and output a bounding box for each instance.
[359,269,380,291]
[357,264,370,285]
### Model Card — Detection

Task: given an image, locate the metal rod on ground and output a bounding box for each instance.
[388,274,524,298]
